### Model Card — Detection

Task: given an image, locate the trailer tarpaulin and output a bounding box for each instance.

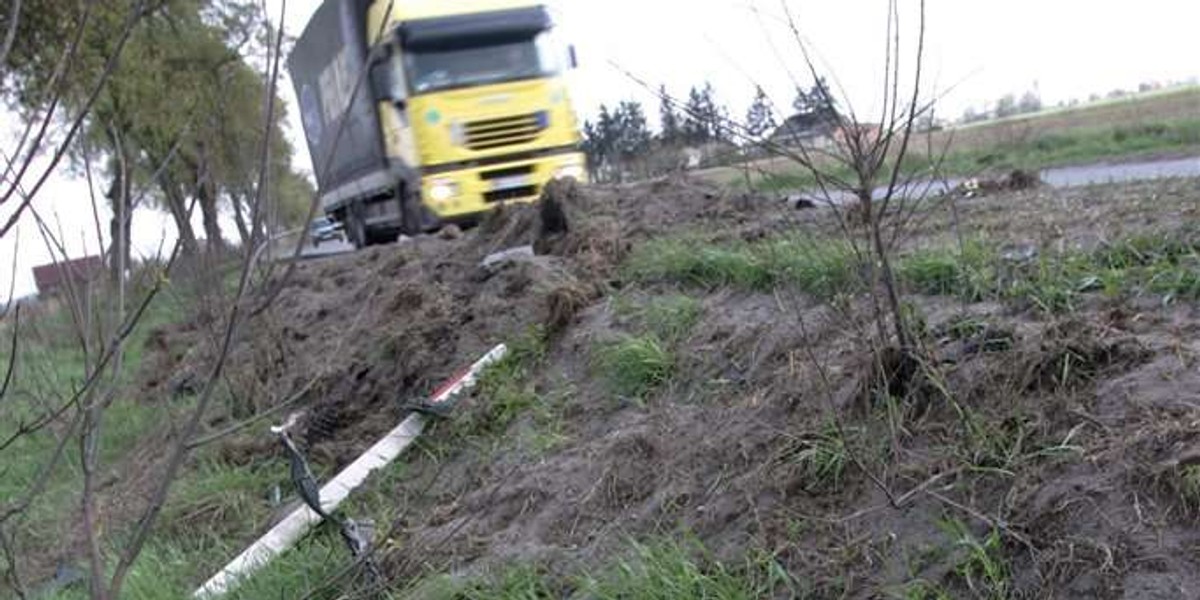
[287,0,389,198]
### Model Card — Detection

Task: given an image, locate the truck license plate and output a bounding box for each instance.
[491,175,531,191]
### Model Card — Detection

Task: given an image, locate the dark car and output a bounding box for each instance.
[308,216,344,247]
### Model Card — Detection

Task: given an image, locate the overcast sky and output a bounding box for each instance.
[2,0,1198,298]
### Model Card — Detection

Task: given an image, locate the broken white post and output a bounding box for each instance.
[193,344,509,599]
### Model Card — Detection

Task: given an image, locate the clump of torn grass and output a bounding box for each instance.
[595,334,673,399]
[781,422,852,494]
[940,519,1011,600]
[1179,464,1200,511]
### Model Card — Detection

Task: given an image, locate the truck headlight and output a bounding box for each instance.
[428,179,459,202]
[554,165,585,181]
[554,158,586,181]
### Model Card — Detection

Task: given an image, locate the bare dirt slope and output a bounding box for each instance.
[137,176,1200,598]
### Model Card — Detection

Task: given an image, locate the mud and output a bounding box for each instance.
[114,175,1200,597]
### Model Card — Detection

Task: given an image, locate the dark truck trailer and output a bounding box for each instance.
[288,0,420,246]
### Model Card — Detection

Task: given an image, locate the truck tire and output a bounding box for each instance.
[346,205,367,249]
[397,184,425,236]
[365,228,397,246]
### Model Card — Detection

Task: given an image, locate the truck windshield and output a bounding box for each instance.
[405,34,558,94]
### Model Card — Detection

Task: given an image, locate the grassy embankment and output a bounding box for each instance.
[399,221,1200,598]
[14,301,782,599]
[0,275,370,598]
[7,181,1199,598]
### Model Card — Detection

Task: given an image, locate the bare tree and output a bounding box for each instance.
[0,1,309,597]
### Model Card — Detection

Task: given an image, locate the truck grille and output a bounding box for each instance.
[465,112,547,151]
[480,165,534,181]
[484,185,539,204]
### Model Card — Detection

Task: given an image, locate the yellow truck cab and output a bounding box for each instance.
[289,0,587,247]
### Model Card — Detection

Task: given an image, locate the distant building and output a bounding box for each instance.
[31,256,104,296]
[769,112,838,149]
[834,122,883,149]
[768,113,882,153]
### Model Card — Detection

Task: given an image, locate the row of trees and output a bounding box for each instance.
[2,0,313,275]
[961,80,1199,125]
[581,83,724,180]
[583,80,835,179]
[581,83,727,172]
[961,90,1043,123]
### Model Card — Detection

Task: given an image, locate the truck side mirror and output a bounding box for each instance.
[369,52,406,104]
[369,62,392,101]
[568,44,578,69]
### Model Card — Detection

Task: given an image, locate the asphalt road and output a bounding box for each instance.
[1041,155,1200,187]
[304,238,355,257]
[786,154,1200,204]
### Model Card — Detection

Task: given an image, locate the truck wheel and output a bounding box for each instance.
[346,207,367,249]
[397,185,425,236]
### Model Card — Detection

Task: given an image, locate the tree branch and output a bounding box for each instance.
[0,0,22,69]
[0,0,147,238]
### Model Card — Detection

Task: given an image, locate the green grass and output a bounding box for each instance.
[595,334,673,399]
[614,293,704,343]
[1180,465,1200,511]
[625,237,774,290]
[751,171,827,194]
[405,537,791,600]
[938,118,1200,174]
[897,242,995,299]
[628,228,1198,312]
[414,565,555,600]
[581,539,790,600]
[44,324,553,599]
[743,117,1200,193]
[625,235,856,298]
[939,520,1010,600]
[782,422,852,494]
[44,535,350,600]
[440,326,561,451]
[0,285,204,594]
[0,274,408,600]
[638,295,704,342]
[624,225,1198,320]
[897,231,1200,312]
[39,443,413,599]
[893,580,954,600]
[157,459,288,539]
[35,448,351,599]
